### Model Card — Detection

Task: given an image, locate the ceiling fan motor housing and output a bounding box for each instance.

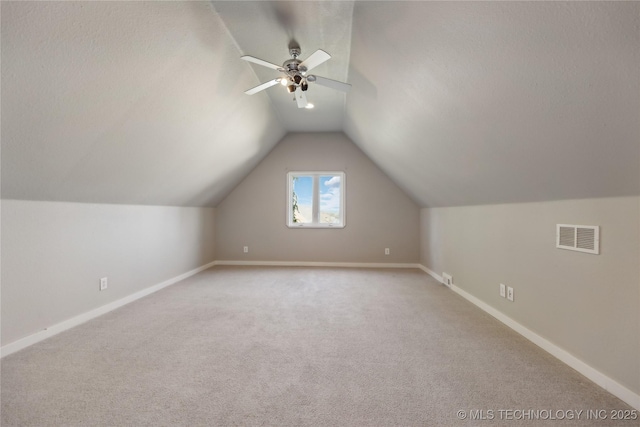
[283,58,301,72]
[282,58,305,89]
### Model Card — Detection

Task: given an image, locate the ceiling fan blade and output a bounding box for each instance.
[244,78,281,95]
[241,55,283,71]
[299,49,331,72]
[295,87,308,108]
[309,75,352,93]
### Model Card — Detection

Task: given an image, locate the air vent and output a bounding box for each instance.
[556,224,599,254]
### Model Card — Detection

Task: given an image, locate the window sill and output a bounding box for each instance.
[287,223,345,229]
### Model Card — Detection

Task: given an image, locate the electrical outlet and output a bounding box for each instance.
[384,248,390,255]
[442,272,453,287]
[507,286,514,302]
[243,246,249,253]
[500,283,506,298]
[100,277,108,291]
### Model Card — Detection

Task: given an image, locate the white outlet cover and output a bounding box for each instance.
[243,246,249,253]
[442,273,453,287]
[500,284,506,298]
[507,286,514,302]
[100,277,108,291]
[385,248,390,255]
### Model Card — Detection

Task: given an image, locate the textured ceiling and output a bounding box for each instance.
[2,1,639,208]
[1,1,286,207]
[344,1,640,206]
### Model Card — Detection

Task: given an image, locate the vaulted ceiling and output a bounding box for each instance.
[2,1,638,208]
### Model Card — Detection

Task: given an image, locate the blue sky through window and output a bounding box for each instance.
[290,173,343,226]
[320,175,341,215]
[293,176,313,206]
[293,176,313,223]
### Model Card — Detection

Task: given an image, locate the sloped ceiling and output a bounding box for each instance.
[344,1,640,207]
[2,1,639,208]
[1,1,286,207]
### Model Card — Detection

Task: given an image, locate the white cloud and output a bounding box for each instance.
[324,176,341,186]
[320,187,341,213]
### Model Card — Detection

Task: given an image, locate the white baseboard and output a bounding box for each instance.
[215,260,422,269]
[1,260,217,358]
[417,264,444,284]
[417,264,640,411]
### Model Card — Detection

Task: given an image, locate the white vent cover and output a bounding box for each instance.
[556,224,599,254]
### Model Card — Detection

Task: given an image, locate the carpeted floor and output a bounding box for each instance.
[1,266,637,426]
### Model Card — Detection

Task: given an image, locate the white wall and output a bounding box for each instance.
[1,200,216,346]
[420,196,640,396]
[216,133,420,263]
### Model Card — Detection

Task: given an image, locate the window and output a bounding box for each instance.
[287,172,345,228]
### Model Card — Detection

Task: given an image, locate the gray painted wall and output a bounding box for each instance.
[216,133,420,263]
[1,200,216,345]
[419,196,640,395]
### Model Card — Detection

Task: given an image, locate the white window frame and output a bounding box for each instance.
[287,171,346,229]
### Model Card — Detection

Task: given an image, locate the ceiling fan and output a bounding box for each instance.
[241,46,351,109]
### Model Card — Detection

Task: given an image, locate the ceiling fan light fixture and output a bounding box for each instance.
[241,47,351,103]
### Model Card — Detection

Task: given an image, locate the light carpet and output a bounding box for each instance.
[1,266,636,426]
